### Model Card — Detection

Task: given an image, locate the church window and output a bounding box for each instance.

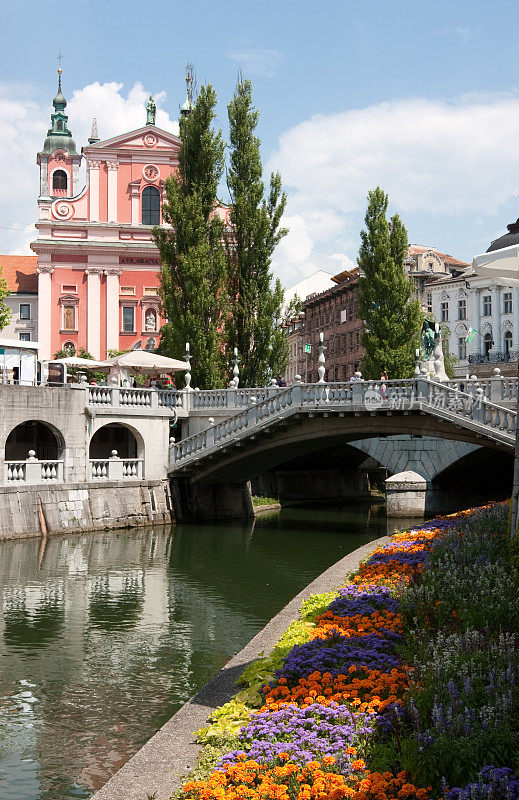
[52,170,67,192]
[120,286,135,296]
[143,286,158,296]
[122,307,135,332]
[504,292,512,314]
[142,186,160,225]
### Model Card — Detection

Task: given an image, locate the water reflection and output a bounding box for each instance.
[0,503,395,800]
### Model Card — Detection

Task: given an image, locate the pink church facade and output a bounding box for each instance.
[31,82,180,360]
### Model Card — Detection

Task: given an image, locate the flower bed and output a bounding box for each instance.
[178,501,519,800]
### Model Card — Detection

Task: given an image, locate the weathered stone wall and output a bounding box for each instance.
[0,479,173,540]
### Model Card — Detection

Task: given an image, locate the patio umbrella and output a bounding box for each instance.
[101,351,189,372]
[51,357,109,368]
[472,243,519,534]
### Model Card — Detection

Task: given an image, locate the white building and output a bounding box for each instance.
[428,218,519,375]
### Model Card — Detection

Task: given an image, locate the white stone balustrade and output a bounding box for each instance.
[5,451,64,484]
[89,451,143,480]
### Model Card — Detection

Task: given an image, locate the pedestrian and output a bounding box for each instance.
[380,368,388,397]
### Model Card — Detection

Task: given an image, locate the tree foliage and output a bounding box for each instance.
[356,187,422,379]
[0,266,11,331]
[154,84,228,389]
[225,77,288,386]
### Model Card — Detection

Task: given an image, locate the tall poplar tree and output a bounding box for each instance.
[154,83,228,388]
[226,77,288,387]
[356,187,421,379]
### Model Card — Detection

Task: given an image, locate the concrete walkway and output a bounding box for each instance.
[91,534,390,800]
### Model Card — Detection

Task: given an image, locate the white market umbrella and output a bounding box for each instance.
[51,356,109,369]
[473,243,519,534]
[101,351,189,373]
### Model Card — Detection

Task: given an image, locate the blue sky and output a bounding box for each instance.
[2,0,519,286]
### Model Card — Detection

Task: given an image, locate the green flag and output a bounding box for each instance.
[465,327,476,343]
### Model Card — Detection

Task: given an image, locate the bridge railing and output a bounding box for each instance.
[169,377,516,470]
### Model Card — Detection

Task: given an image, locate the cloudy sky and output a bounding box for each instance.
[2,0,519,289]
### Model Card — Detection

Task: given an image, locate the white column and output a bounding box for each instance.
[107,161,118,222]
[513,288,519,352]
[86,268,102,359]
[88,160,100,222]
[471,288,481,357]
[105,269,121,354]
[36,266,53,360]
[130,185,140,225]
[490,283,501,353]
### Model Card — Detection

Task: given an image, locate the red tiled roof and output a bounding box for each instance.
[408,245,469,268]
[0,255,38,293]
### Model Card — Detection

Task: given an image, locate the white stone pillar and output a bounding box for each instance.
[36,266,53,360]
[130,184,140,225]
[86,268,103,359]
[88,160,101,222]
[471,288,481,357]
[512,288,519,353]
[490,283,501,354]
[107,161,118,222]
[105,268,121,354]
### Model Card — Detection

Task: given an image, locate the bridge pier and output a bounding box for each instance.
[170,478,254,522]
[385,471,427,517]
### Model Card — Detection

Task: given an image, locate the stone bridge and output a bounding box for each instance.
[168,377,516,519]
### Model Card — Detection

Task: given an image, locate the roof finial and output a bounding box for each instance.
[88,117,100,144]
[57,51,63,92]
[146,95,156,125]
[180,62,195,117]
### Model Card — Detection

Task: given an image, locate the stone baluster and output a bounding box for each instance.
[317,332,326,384]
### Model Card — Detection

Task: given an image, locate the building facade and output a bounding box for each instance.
[285,268,363,383]
[0,255,39,342]
[30,77,183,360]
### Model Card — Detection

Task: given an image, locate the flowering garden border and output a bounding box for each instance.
[175,501,519,800]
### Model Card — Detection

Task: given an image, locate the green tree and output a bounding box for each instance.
[225,76,288,387]
[356,187,422,378]
[154,83,228,389]
[0,266,12,330]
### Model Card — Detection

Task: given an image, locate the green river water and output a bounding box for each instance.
[0,503,403,800]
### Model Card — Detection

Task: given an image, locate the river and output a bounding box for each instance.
[0,503,401,800]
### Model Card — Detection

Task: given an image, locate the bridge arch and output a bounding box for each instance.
[5,420,65,461]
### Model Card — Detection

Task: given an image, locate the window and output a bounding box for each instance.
[426,292,432,313]
[56,120,63,131]
[52,169,67,191]
[504,292,513,314]
[63,341,76,353]
[457,337,466,360]
[122,306,135,332]
[484,333,492,356]
[505,331,513,354]
[19,304,30,320]
[142,186,160,225]
[428,262,434,272]
[62,284,77,293]
[457,299,466,320]
[63,305,76,331]
[120,286,135,296]
[19,332,31,342]
[441,301,449,322]
[143,286,158,296]
[482,295,491,316]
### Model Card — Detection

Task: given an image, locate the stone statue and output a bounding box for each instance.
[146,95,156,125]
[420,319,436,361]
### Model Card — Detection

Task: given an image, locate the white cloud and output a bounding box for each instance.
[268,95,519,285]
[0,81,179,255]
[227,48,285,78]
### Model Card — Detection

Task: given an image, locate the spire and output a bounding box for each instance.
[180,64,194,117]
[40,56,78,155]
[88,117,100,144]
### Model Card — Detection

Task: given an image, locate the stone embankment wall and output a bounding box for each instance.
[0,479,173,540]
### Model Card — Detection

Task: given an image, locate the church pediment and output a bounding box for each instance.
[83,125,180,154]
